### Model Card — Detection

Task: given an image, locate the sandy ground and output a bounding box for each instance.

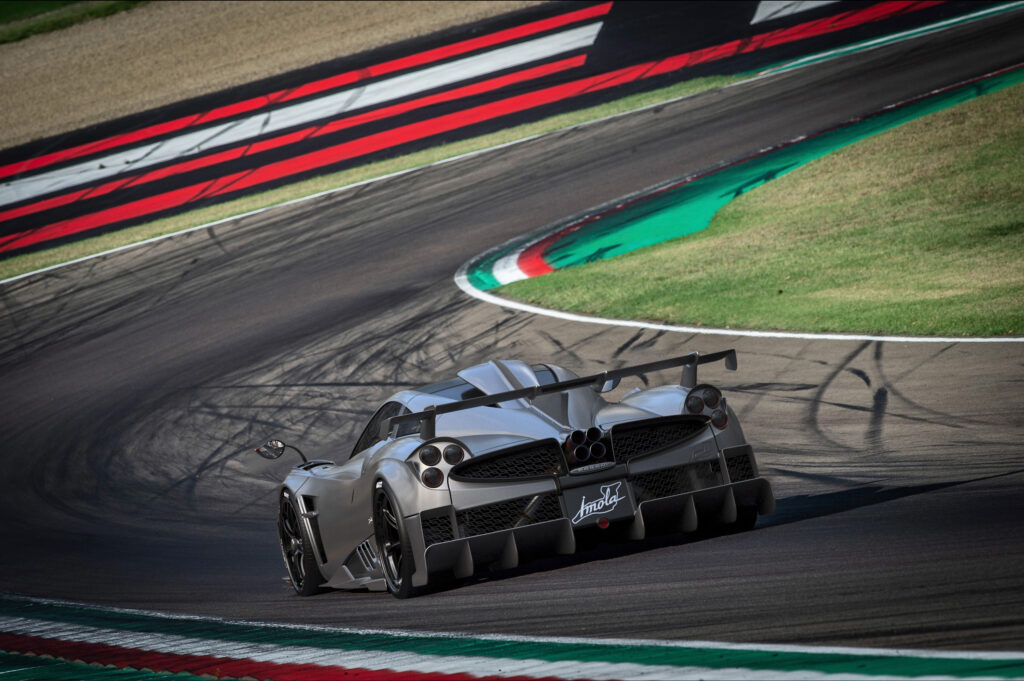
[0,1,542,150]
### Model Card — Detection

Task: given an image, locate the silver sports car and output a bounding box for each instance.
[256,350,774,598]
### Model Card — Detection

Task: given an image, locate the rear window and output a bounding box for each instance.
[532,365,558,386]
[420,365,558,402]
[419,376,484,401]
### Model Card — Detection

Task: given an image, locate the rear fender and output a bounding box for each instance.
[373,459,452,589]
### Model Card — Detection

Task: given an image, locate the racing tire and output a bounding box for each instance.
[373,481,420,599]
[278,490,323,596]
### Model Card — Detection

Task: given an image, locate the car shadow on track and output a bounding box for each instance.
[761,468,1024,529]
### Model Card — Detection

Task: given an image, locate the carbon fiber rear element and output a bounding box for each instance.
[421,512,456,546]
[725,447,755,482]
[456,494,563,538]
[630,460,722,502]
[610,415,709,464]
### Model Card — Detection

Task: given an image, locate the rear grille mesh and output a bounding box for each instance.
[421,513,455,546]
[629,459,722,502]
[725,449,755,482]
[610,416,708,464]
[456,493,562,538]
[451,439,564,481]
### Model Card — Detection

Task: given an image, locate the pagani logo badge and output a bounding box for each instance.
[572,482,625,525]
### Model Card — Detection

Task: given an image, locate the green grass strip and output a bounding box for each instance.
[3,597,1023,678]
[0,1,144,45]
[0,650,209,681]
[499,68,1024,337]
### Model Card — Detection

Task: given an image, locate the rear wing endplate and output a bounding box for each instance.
[382,349,737,440]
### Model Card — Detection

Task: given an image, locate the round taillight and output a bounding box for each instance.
[418,445,441,466]
[685,393,704,414]
[702,388,720,409]
[711,410,728,429]
[443,444,464,465]
[422,467,444,488]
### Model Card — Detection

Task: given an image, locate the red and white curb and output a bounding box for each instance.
[3,599,1024,681]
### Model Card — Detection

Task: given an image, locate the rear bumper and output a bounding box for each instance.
[405,476,774,586]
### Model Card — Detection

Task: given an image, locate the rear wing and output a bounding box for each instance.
[383,349,737,440]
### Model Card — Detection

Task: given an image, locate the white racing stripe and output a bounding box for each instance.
[0,615,1007,681]
[0,22,602,207]
[749,1,839,25]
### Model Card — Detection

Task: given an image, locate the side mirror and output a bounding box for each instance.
[593,376,621,393]
[255,439,286,459]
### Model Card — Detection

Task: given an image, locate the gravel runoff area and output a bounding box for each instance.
[0,0,542,150]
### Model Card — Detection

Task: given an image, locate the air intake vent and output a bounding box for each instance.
[450,439,564,481]
[344,538,378,577]
[420,511,455,547]
[610,415,709,464]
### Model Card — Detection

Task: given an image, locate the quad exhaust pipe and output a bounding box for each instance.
[564,427,606,464]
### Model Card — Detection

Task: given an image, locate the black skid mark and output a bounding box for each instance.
[866,387,889,457]
[804,340,872,454]
[847,367,871,387]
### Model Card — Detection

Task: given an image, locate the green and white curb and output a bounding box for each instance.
[2,595,1024,680]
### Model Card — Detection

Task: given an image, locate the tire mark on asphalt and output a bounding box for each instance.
[872,341,991,427]
[733,339,815,420]
[864,342,888,457]
[805,340,872,454]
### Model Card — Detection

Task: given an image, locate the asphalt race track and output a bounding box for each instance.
[1,10,1023,652]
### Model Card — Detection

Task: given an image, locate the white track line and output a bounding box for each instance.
[453,267,1024,343]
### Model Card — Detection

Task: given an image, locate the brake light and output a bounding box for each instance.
[443,444,464,465]
[711,410,728,429]
[422,467,444,488]
[418,445,441,466]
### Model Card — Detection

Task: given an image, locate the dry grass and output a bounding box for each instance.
[0,1,541,149]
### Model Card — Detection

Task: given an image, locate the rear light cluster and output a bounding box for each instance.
[684,384,729,429]
[411,442,465,488]
[564,427,606,465]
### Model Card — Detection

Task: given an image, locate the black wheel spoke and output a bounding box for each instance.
[375,489,410,595]
[278,495,319,595]
[382,506,399,531]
